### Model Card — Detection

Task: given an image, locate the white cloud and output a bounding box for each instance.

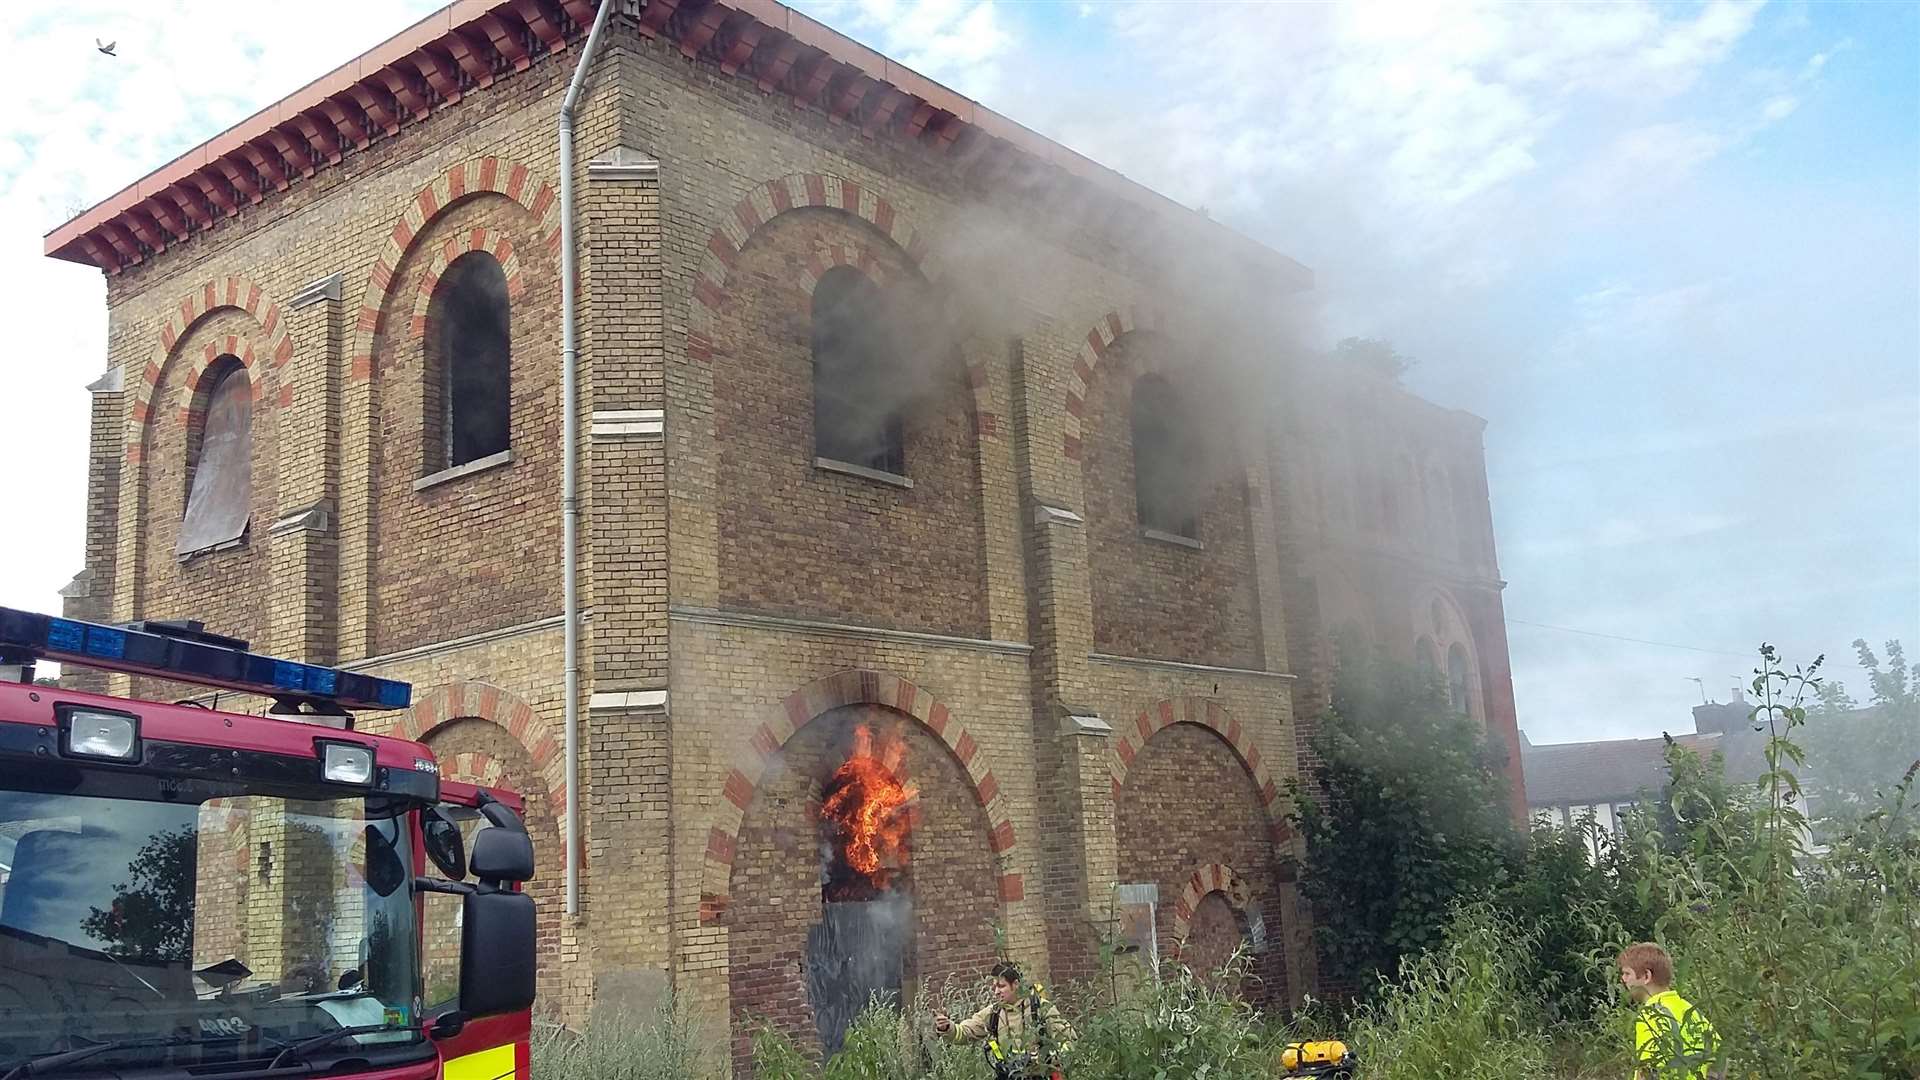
[1514,512,1745,559]
[797,0,1012,96]
[0,0,444,616]
[1547,277,1729,368]
[1018,0,1772,267]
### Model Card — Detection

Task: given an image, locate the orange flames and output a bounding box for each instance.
[820,725,917,895]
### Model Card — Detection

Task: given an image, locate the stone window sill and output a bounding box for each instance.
[814,456,913,489]
[414,445,514,491]
[178,531,248,562]
[1141,527,1203,550]
[416,448,516,492]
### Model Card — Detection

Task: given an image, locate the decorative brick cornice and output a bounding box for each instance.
[699,668,1022,924]
[46,1,1309,293]
[44,1,591,274]
[1110,697,1292,850]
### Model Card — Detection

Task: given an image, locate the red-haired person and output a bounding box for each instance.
[1618,942,1720,1080]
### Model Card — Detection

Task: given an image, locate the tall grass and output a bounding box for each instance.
[541,644,1917,1079]
[530,998,716,1080]
[1343,904,1555,1080]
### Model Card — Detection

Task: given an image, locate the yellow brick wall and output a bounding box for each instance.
[62,13,1517,1064]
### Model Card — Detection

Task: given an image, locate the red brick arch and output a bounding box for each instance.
[393,680,565,823]
[686,174,996,441]
[700,668,1023,924]
[348,156,561,382]
[1061,309,1175,462]
[1168,862,1251,947]
[1111,698,1290,848]
[406,228,527,339]
[689,173,930,319]
[442,749,511,789]
[798,240,903,295]
[128,276,293,465]
[335,157,560,653]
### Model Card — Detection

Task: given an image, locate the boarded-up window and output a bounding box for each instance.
[811,267,904,476]
[1130,374,1199,538]
[178,360,252,555]
[428,252,512,470]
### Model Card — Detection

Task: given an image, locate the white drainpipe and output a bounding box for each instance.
[559,0,616,918]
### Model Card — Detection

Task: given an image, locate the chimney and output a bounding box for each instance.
[1691,700,1747,736]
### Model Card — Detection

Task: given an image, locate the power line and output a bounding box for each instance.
[1505,618,1766,660]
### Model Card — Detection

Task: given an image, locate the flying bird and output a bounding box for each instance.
[96,39,116,56]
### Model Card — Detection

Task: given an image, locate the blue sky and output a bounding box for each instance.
[1,1,1913,743]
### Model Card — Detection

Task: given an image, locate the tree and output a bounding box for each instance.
[1332,337,1414,382]
[80,826,196,963]
[1288,654,1518,991]
[1806,638,1920,829]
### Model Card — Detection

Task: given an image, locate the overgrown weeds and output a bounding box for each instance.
[1344,904,1554,1080]
[530,998,715,1080]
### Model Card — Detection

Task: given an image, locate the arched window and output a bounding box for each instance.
[1131,374,1199,539]
[427,252,512,470]
[178,358,253,554]
[1447,643,1473,717]
[812,266,904,476]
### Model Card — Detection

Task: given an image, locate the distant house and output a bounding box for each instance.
[1521,701,1769,857]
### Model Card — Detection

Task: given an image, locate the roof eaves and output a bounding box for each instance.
[46,0,1311,291]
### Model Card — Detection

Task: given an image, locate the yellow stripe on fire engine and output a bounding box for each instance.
[443,1043,517,1080]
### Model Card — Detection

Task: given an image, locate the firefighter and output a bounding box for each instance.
[933,961,1076,1080]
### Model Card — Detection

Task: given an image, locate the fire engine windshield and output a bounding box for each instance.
[0,787,425,1072]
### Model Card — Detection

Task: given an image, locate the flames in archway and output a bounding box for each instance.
[819,724,917,900]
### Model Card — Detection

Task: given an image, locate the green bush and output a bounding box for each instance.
[745,954,1312,1080]
[1622,646,1920,1078]
[548,641,1917,1080]
[1344,643,1920,1080]
[1345,903,1555,1080]
[747,990,983,1080]
[1069,949,1292,1079]
[1493,819,1650,1027]
[1289,652,1520,991]
[530,998,715,1079]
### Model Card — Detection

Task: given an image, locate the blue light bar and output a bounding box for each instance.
[0,606,410,712]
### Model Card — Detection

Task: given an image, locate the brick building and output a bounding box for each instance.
[46,0,1523,1067]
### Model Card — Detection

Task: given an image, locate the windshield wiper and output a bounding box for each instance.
[265,1024,405,1071]
[1,1034,199,1080]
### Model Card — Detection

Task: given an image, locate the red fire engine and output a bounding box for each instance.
[0,606,536,1080]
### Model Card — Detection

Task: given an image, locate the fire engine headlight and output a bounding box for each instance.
[62,708,140,762]
[321,742,375,786]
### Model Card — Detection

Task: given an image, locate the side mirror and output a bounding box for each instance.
[470,827,534,884]
[458,888,536,1018]
[421,808,467,880]
[364,824,408,898]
